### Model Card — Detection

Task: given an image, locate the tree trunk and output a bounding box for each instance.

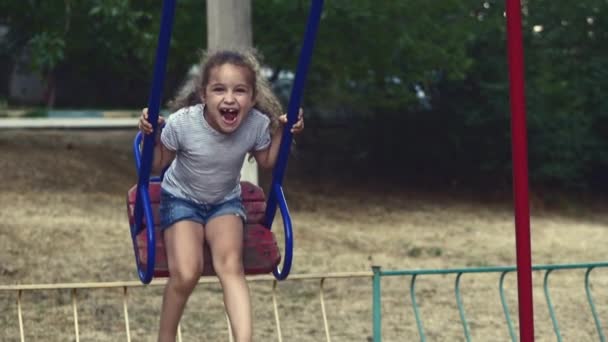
[44,72,56,108]
[206,0,252,49]
[206,0,258,185]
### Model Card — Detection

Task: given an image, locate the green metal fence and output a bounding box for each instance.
[372,261,608,342]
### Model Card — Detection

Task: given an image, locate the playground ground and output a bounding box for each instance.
[1,129,608,341]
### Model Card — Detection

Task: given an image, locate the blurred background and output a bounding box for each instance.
[2,1,608,340]
[1,0,607,195]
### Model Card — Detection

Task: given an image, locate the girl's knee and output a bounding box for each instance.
[169,267,201,293]
[213,254,244,276]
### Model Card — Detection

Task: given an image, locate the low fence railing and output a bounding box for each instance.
[372,261,608,342]
[2,262,607,341]
[0,272,372,342]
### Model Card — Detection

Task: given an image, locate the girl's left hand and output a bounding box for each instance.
[279,108,304,134]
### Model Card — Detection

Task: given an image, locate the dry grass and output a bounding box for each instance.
[0,129,607,341]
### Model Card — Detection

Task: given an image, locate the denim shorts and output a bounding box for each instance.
[159,189,247,230]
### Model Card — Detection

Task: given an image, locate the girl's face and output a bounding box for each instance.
[201,63,256,134]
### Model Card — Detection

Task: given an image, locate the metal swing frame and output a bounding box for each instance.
[129,0,324,284]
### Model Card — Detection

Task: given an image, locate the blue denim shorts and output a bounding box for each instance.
[159,189,247,230]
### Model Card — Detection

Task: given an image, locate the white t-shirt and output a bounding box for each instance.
[160,104,271,204]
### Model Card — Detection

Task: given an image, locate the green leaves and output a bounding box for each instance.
[27,32,65,74]
[520,0,608,187]
[2,0,607,188]
[254,0,478,115]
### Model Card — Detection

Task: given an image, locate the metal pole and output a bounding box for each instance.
[372,266,382,342]
[505,0,534,340]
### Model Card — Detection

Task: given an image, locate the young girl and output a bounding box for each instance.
[138,49,304,342]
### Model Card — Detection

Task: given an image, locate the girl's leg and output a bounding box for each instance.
[205,215,251,342]
[158,220,205,342]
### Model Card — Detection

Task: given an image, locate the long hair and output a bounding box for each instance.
[168,48,282,130]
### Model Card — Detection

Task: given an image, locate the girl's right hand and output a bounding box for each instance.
[138,107,165,135]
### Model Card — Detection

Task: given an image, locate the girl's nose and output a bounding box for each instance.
[223,91,236,103]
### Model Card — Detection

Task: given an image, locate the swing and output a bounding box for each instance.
[126,0,324,284]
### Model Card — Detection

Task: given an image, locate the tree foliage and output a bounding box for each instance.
[0,0,204,106]
[1,0,606,189]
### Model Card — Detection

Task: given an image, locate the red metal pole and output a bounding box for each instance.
[505,0,534,341]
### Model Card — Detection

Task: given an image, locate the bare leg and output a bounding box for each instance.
[205,215,251,342]
[158,220,205,342]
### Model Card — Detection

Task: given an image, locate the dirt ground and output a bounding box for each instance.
[1,129,607,341]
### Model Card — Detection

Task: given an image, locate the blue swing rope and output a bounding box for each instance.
[132,0,323,284]
[132,0,176,284]
[264,0,324,280]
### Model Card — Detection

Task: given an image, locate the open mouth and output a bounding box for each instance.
[219,108,239,125]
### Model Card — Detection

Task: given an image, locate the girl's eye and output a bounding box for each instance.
[212,87,224,92]
[235,88,248,93]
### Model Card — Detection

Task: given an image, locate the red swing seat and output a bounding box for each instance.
[126,181,281,277]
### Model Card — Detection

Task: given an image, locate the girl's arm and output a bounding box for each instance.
[253,109,304,169]
[150,139,176,174]
[138,108,176,174]
[253,128,283,169]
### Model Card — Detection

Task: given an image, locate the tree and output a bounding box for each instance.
[3,0,606,189]
[206,0,252,49]
[0,0,204,107]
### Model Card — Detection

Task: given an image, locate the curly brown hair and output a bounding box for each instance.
[168,48,283,131]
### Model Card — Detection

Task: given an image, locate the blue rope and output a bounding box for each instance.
[264,0,324,228]
[132,0,176,284]
[264,0,324,280]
